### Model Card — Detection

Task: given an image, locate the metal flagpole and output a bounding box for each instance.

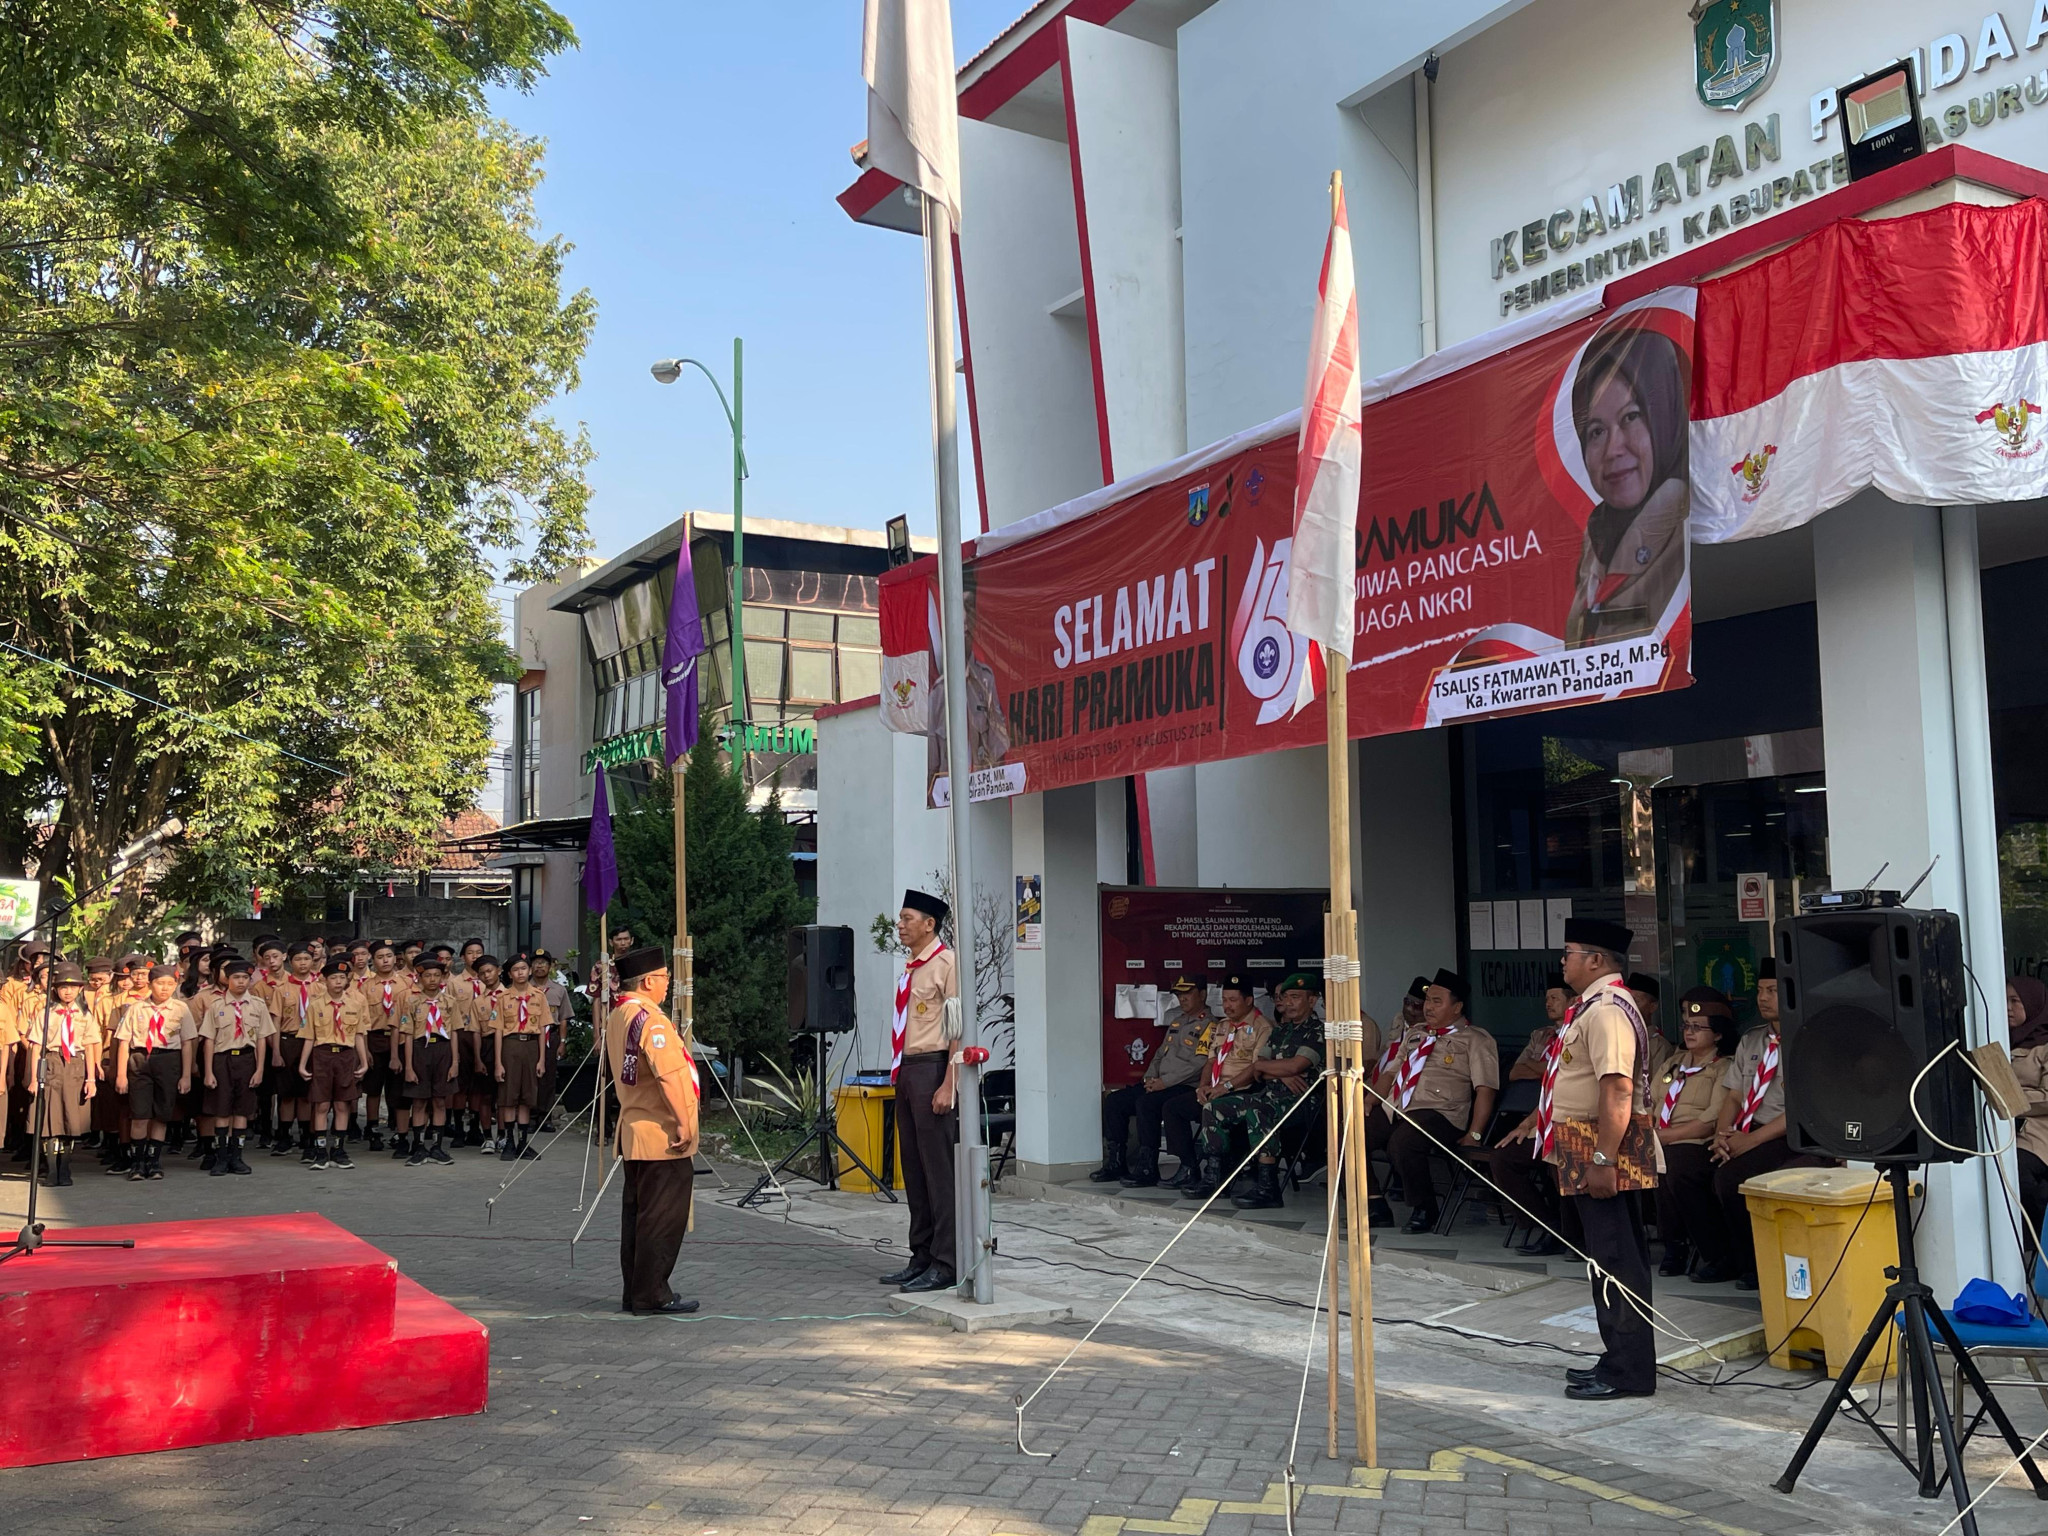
[922,193,990,1303]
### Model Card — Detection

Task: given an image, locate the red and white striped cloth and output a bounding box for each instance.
[1391,1025,1455,1111]
[1657,1062,1708,1128]
[1691,199,2048,544]
[1733,1033,1781,1133]
[891,941,946,1082]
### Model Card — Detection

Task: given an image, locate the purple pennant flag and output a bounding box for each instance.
[663,535,707,765]
[582,764,620,915]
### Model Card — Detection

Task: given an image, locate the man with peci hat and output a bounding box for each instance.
[881,889,961,1294]
[1542,918,1662,1400]
[607,945,701,1315]
[1626,972,1675,1078]
[1365,968,1499,1232]
[1090,975,1212,1188]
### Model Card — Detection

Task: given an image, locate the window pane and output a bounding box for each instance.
[838,648,880,701]
[744,640,784,701]
[838,614,880,648]
[582,602,621,658]
[788,610,835,641]
[789,647,834,702]
[744,606,785,638]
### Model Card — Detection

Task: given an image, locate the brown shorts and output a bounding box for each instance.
[273,1036,306,1101]
[360,1029,394,1096]
[405,1037,458,1101]
[458,1031,493,1097]
[306,1044,359,1106]
[496,1034,542,1110]
[36,1050,94,1138]
[127,1048,184,1122]
[204,1047,260,1120]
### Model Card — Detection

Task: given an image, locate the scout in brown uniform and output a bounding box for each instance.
[532,950,571,1132]
[1365,968,1499,1232]
[358,941,411,1150]
[1544,918,1660,1399]
[882,890,961,1293]
[0,950,24,1156]
[1510,975,1571,1083]
[269,943,321,1159]
[6,943,51,1159]
[457,952,500,1149]
[1626,972,1675,1079]
[398,957,460,1165]
[181,952,226,1165]
[299,960,370,1170]
[199,959,274,1176]
[491,954,551,1162]
[605,946,700,1314]
[113,965,194,1181]
[1652,987,1738,1278]
[1179,977,1273,1201]
[27,961,101,1185]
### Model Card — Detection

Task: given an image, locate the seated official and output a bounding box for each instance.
[1508,974,1570,1083]
[1178,976,1269,1199]
[1365,968,1499,1232]
[1091,976,1212,1189]
[1664,958,1827,1287]
[1627,972,1674,1078]
[1651,987,1737,1278]
[1189,972,1325,1209]
[2009,977,2048,1258]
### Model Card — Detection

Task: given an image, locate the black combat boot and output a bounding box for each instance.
[1232,1160,1286,1210]
[1179,1155,1225,1201]
[1118,1146,1160,1188]
[1087,1139,1126,1183]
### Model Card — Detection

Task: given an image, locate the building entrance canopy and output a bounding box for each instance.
[881,149,2048,805]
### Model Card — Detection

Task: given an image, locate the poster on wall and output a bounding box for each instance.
[1097,887,1328,1089]
[884,290,1695,806]
[1015,875,1043,950]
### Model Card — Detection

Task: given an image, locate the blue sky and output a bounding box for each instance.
[490,1,1025,564]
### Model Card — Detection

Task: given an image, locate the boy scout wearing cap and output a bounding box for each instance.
[397,959,460,1166]
[1090,975,1212,1189]
[112,965,194,1181]
[199,960,275,1176]
[26,962,101,1186]
[300,961,371,1170]
[83,957,128,1170]
[270,943,322,1158]
[1544,919,1661,1400]
[491,955,552,1162]
[457,954,501,1149]
[882,889,961,1295]
[357,942,411,1151]
[1364,968,1499,1232]
[1192,972,1326,1210]
[607,946,700,1315]
[532,951,571,1132]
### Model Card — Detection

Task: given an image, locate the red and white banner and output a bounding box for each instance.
[1690,199,2048,543]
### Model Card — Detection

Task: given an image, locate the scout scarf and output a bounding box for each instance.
[1733,1032,1781,1132]
[1535,975,1639,1157]
[379,979,397,1020]
[1392,1025,1457,1111]
[1372,1032,1405,1082]
[229,998,248,1043]
[57,1005,78,1059]
[891,941,946,1081]
[290,978,314,1027]
[1208,1018,1254,1087]
[423,1000,448,1039]
[145,1006,171,1050]
[1657,1062,1708,1127]
[515,992,530,1031]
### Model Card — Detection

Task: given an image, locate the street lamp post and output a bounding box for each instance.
[651,340,748,776]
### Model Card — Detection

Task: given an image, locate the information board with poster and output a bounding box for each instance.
[1097,887,1328,1089]
[0,878,38,942]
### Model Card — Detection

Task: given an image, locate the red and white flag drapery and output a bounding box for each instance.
[1285,175,1363,716]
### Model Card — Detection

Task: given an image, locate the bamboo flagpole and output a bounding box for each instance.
[1288,169,1373,1463]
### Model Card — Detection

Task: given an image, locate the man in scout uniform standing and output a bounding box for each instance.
[398,956,460,1165]
[358,941,411,1150]
[113,963,193,1181]
[1196,972,1325,1210]
[1091,975,1212,1189]
[1365,969,1499,1232]
[1540,918,1660,1400]
[881,889,960,1295]
[199,958,274,1176]
[607,946,700,1316]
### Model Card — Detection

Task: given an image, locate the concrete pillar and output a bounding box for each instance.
[1143,766,1199,886]
[1010,786,1103,1179]
[1357,728,1458,1030]
[1812,496,2018,1299]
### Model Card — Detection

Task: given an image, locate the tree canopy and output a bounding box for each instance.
[0,2,592,944]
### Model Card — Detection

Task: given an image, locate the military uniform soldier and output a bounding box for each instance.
[607,946,701,1316]
[1195,972,1325,1210]
[112,964,193,1181]
[1090,976,1213,1189]
[1543,919,1661,1400]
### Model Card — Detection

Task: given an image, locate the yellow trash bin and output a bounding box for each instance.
[1740,1165,1905,1383]
[834,1083,904,1192]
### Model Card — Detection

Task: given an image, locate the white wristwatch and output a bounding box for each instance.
[1591,1149,1614,1167]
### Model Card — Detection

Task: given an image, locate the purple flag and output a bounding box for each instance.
[582,764,619,915]
[663,535,707,765]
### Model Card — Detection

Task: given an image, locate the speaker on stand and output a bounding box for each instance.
[1771,901,2048,1531]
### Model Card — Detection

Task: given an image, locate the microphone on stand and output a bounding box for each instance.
[109,816,184,878]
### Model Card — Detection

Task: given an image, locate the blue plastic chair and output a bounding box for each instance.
[1903,1223,2048,1433]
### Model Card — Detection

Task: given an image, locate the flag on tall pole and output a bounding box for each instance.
[1287,177,1362,715]
[862,0,961,228]
[582,764,619,916]
[663,535,706,765]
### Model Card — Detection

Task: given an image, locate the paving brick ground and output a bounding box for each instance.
[0,1133,1993,1534]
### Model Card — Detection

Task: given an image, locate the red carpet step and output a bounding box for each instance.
[0,1212,487,1468]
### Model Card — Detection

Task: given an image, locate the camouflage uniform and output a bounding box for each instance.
[1197,1011,1323,1167]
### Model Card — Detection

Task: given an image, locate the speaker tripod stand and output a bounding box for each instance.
[737,1034,896,1210]
[1773,1163,2048,1534]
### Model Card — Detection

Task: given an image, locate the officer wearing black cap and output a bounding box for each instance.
[1626,972,1674,1078]
[1546,918,1659,1399]
[1365,968,1498,1231]
[1091,975,1212,1189]
[1204,971,1325,1210]
[607,945,700,1316]
[882,889,960,1293]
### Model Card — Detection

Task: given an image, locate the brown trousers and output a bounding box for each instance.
[895,1054,957,1277]
[620,1157,695,1312]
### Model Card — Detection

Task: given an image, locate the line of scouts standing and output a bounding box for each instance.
[0,932,576,1184]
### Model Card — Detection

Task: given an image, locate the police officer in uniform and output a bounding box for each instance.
[881,889,960,1294]
[1091,976,1212,1188]
[1546,919,1660,1400]
[607,946,700,1316]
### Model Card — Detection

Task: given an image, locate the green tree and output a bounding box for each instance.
[0,5,590,942]
[608,734,814,1071]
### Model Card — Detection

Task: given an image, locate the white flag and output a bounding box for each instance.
[1285,174,1362,714]
[862,0,962,228]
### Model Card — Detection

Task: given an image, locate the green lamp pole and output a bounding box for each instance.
[651,339,748,775]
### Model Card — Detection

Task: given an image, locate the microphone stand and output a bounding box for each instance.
[2,844,173,1266]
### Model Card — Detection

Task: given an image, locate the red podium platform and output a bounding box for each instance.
[0,1212,488,1468]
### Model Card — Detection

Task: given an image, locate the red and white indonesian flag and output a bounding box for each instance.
[1285,176,1363,714]
[862,0,961,228]
[1691,199,2048,543]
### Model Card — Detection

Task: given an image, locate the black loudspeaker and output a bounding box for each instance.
[787,924,855,1034]
[1777,907,1976,1164]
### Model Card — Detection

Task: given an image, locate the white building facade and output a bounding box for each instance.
[824,0,2048,1301]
